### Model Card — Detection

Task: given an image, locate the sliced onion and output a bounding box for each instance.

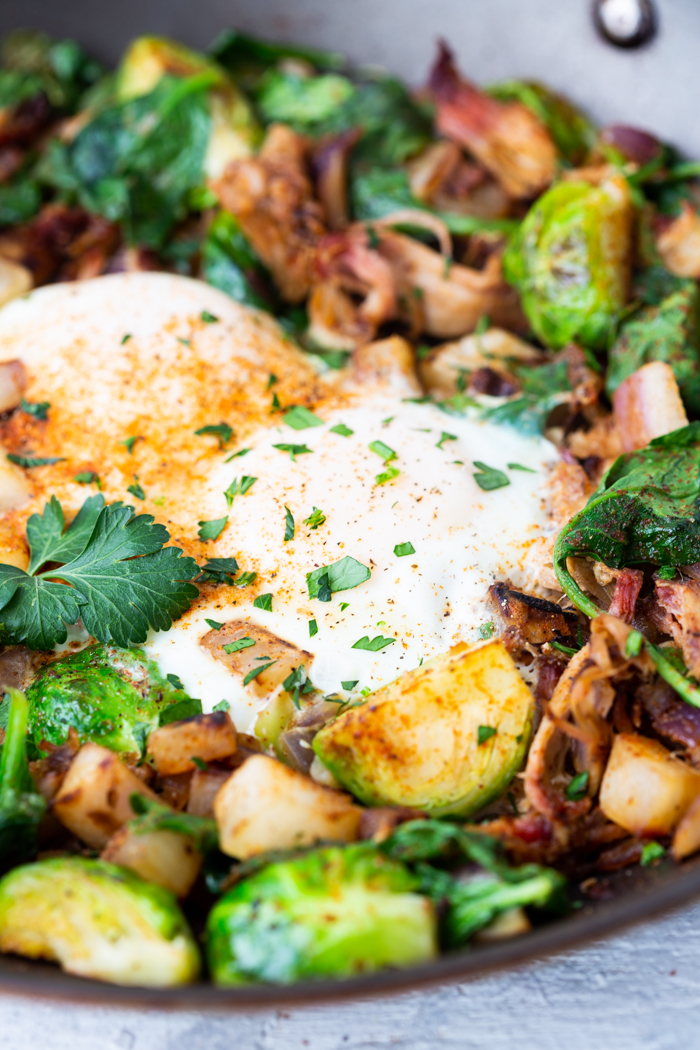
[371,209,453,257]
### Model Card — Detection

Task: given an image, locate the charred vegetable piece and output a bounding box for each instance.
[0,689,45,875]
[382,820,566,947]
[503,176,633,349]
[206,843,437,984]
[488,80,596,167]
[313,640,535,817]
[26,643,201,755]
[0,856,200,986]
[607,283,700,415]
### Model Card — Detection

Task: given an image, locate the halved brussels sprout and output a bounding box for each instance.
[0,856,200,986]
[313,640,535,817]
[206,843,436,984]
[26,643,201,755]
[503,175,633,350]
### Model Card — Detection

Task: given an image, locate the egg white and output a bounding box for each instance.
[0,274,555,731]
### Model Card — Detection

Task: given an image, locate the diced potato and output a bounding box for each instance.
[673,794,700,860]
[0,358,26,412]
[0,454,31,514]
[101,827,202,898]
[201,621,314,699]
[418,328,541,399]
[473,907,531,944]
[0,260,31,312]
[352,336,421,397]
[599,733,700,837]
[187,766,232,818]
[147,711,237,775]
[313,640,535,817]
[52,743,158,849]
[214,754,362,859]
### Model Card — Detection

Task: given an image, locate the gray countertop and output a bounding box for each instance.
[2,899,699,1050]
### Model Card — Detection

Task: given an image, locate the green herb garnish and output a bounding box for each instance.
[330,423,353,437]
[195,423,233,449]
[243,660,277,686]
[436,432,457,450]
[303,507,326,530]
[20,399,50,421]
[369,440,397,462]
[351,635,396,652]
[127,481,145,500]
[284,506,295,542]
[73,471,101,488]
[273,443,313,462]
[341,680,359,690]
[7,454,65,469]
[198,516,228,542]
[234,571,257,588]
[200,310,219,323]
[205,618,224,631]
[507,462,537,473]
[376,465,400,485]
[253,593,273,611]
[309,618,318,637]
[198,557,239,584]
[477,725,497,745]
[473,461,510,491]
[307,556,371,600]
[223,637,256,654]
[225,447,251,461]
[224,475,257,507]
[394,542,415,557]
[565,771,589,801]
[640,841,666,866]
[283,406,324,430]
[121,436,141,455]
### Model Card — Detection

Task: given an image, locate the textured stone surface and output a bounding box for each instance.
[2,901,699,1049]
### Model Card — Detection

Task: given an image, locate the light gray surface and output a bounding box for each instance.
[1,899,699,1050]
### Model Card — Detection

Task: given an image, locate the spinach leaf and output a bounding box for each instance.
[607,283,700,414]
[43,73,214,248]
[0,29,103,112]
[0,176,41,227]
[255,70,356,132]
[209,29,345,91]
[554,422,700,618]
[201,210,276,311]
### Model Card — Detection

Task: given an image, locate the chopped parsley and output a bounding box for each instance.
[283,405,324,430]
[565,771,589,801]
[369,440,397,463]
[195,423,233,449]
[376,465,400,486]
[478,621,495,640]
[122,436,141,455]
[270,391,281,412]
[20,399,50,420]
[121,334,132,344]
[166,672,185,690]
[225,447,251,461]
[341,680,359,690]
[303,507,326,530]
[477,725,497,745]
[190,756,207,772]
[307,556,371,601]
[550,641,578,656]
[273,443,313,462]
[177,337,191,347]
[394,542,415,557]
[352,635,396,652]
[200,310,219,323]
[475,315,490,336]
[330,423,353,437]
[507,462,536,473]
[309,618,318,637]
[7,454,65,468]
[267,374,278,389]
[223,637,256,654]
[234,571,257,588]
[339,602,350,612]
[640,841,666,866]
[205,618,224,631]
[473,461,510,491]
[198,557,239,584]
[0,494,199,649]
[197,517,228,542]
[436,431,457,450]
[243,660,277,686]
[127,481,146,501]
[282,664,309,708]
[284,506,295,542]
[253,593,273,611]
[74,471,101,488]
[212,699,230,712]
[224,475,257,507]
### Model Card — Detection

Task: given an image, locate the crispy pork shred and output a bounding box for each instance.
[653,578,700,678]
[612,361,689,452]
[428,41,557,199]
[214,123,326,302]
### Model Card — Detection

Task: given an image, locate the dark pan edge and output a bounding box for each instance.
[1,856,699,1011]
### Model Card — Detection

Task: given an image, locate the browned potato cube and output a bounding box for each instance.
[52,743,158,849]
[101,827,202,898]
[187,766,232,818]
[200,621,313,698]
[147,711,237,775]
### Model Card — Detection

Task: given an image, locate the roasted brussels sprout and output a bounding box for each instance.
[26,644,201,755]
[0,856,200,986]
[0,689,45,875]
[313,640,535,817]
[206,843,437,984]
[503,175,633,349]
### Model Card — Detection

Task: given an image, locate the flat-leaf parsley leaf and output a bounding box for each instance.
[351,635,396,652]
[473,461,510,491]
[307,556,371,600]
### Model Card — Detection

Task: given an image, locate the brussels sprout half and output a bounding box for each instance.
[206,843,437,984]
[26,643,201,755]
[0,856,200,986]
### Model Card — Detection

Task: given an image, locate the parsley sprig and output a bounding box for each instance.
[0,495,199,650]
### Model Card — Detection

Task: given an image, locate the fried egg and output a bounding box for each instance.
[0,273,555,731]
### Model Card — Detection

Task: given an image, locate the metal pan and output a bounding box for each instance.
[0,0,698,1008]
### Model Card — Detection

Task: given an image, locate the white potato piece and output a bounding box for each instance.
[0,454,31,513]
[214,753,362,859]
[672,793,700,861]
[147,711,237,775]
[101,827,202,898]
[0,358,26,412]
[0,259,31,311]
[52,743,158,849]
[599,733,700,837]
[419,328,541,399]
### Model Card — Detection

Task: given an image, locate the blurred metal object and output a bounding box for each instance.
[593,0,657,48]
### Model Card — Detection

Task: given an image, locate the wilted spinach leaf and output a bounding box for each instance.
[201,210,275,310]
